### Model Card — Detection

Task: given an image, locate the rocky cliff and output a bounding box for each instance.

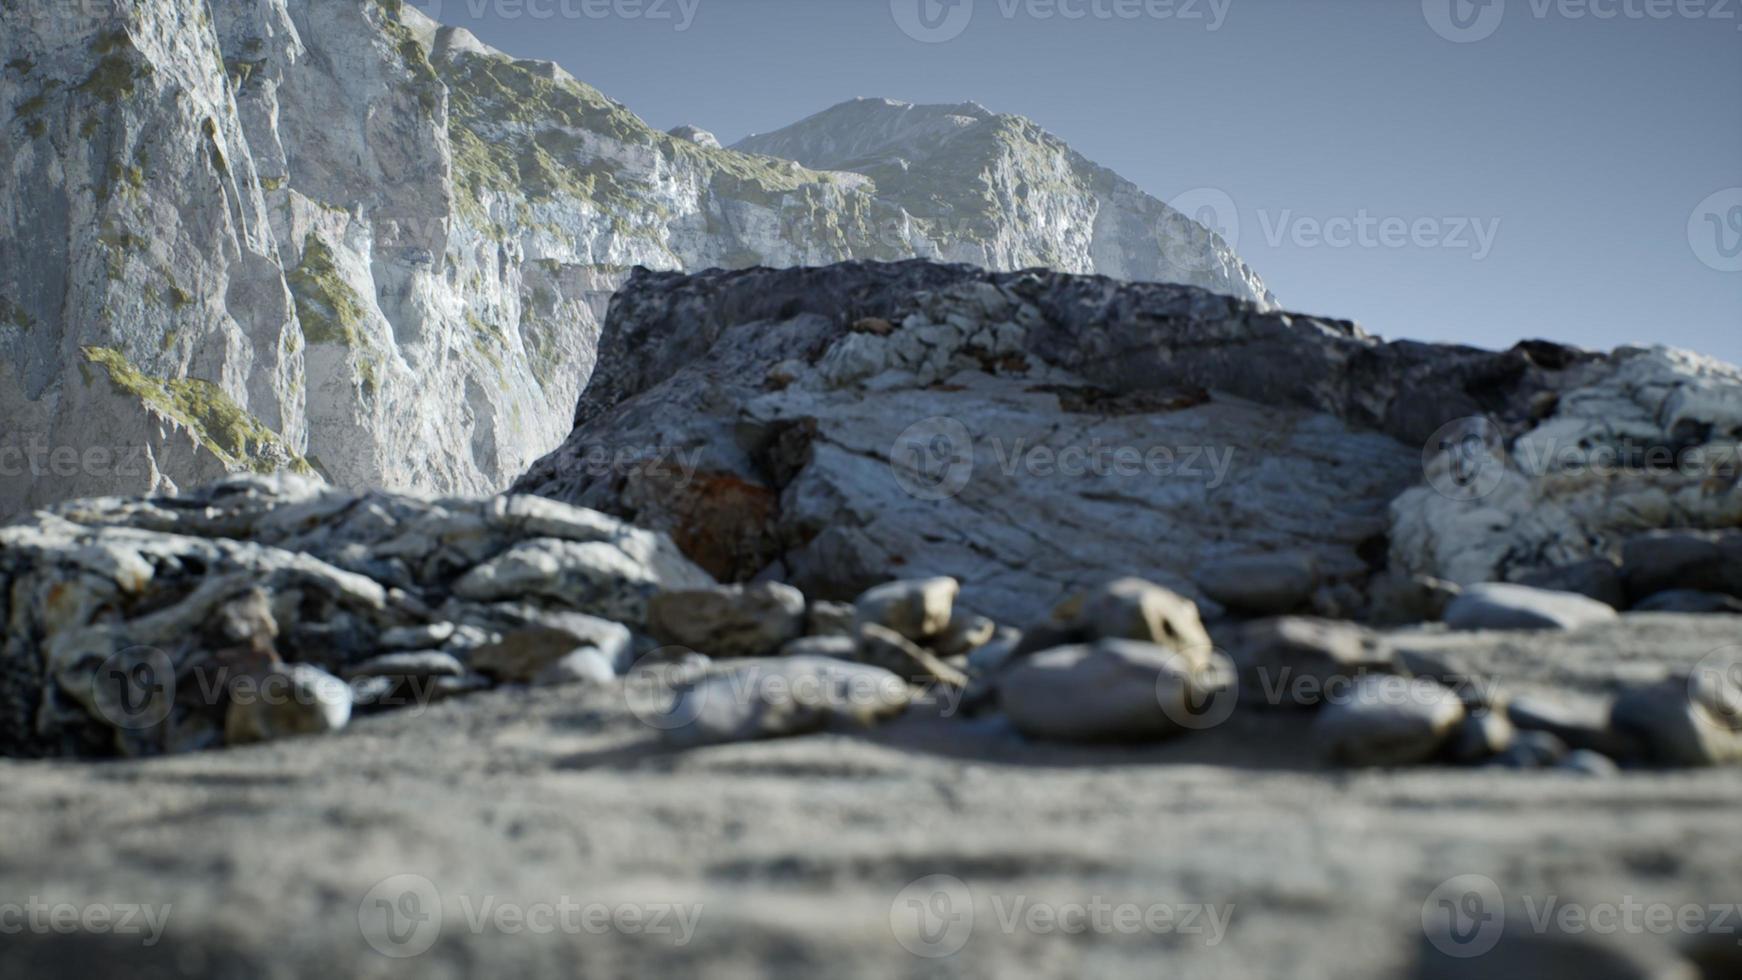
[0,0,1269,519]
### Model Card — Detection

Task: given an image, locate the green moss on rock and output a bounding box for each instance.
[287,235,367,347]
[80,346,311,475]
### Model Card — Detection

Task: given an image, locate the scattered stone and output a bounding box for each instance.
[1444,583,1620,632]
[1446,709,1514,764]
[1313,675,1466,767]
[1507,695,1639,761]
[471,621,632,684]
[378,622,457,651]
[934,610,997,658]
[853,577,959,643]
[1229,617,1391,708]
[225,665,353,745]
[453,536,711,627]
[1366,574,1462,627]
[967,628,1023,675]
[1194,553,1318,616]
[1517,557,1626,609]
[1493,730,1570,769]
[1632,590,1742,614]
[647,582,807,658]
[1621,529,1742,603]
[780,635,859,659]
[997,640,1222,742]
[804,600,857,637]
[1611,671,1742,767]
[530,648,617,687]
[1560,749,1621,777]
[1076,578,1212,663]
[345,651,466,681]
[660,657,912,747]
[855,624,968,688]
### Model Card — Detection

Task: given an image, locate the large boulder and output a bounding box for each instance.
[514,262,1623,623]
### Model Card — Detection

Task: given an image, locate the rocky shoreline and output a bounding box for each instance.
[1,260,1739,977]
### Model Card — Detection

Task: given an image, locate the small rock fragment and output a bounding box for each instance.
[804,600,857,637]
[1446,709,1514,764]
[997,639,1224,742]
[471,621,632,683]
[647,582,807,658]
[1314,675,1466,767]
[855,623,968,688]
[225,664,352,745]
[660,657,911,747]
[853,577,959,643]
[934,610,996,658]
[1076,577,1212,664]
[1194,553,1318,616]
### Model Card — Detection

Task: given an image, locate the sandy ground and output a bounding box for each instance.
[1,615,1739,978]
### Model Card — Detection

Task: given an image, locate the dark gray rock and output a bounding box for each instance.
[1632,590,1742,614]
[1507,695,1641,761]
[1517,558,1626,609]
[1194,553,1318,616]
[1493,730,1570,769]
[1446,709,1515,764]
[1622,530,1742,603]
[1611,671,1742,767]
[1445,584,1620,631]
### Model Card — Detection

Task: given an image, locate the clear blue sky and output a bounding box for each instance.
[425,0,1742,364]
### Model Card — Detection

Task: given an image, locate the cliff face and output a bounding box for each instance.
[0,0,1270,518]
